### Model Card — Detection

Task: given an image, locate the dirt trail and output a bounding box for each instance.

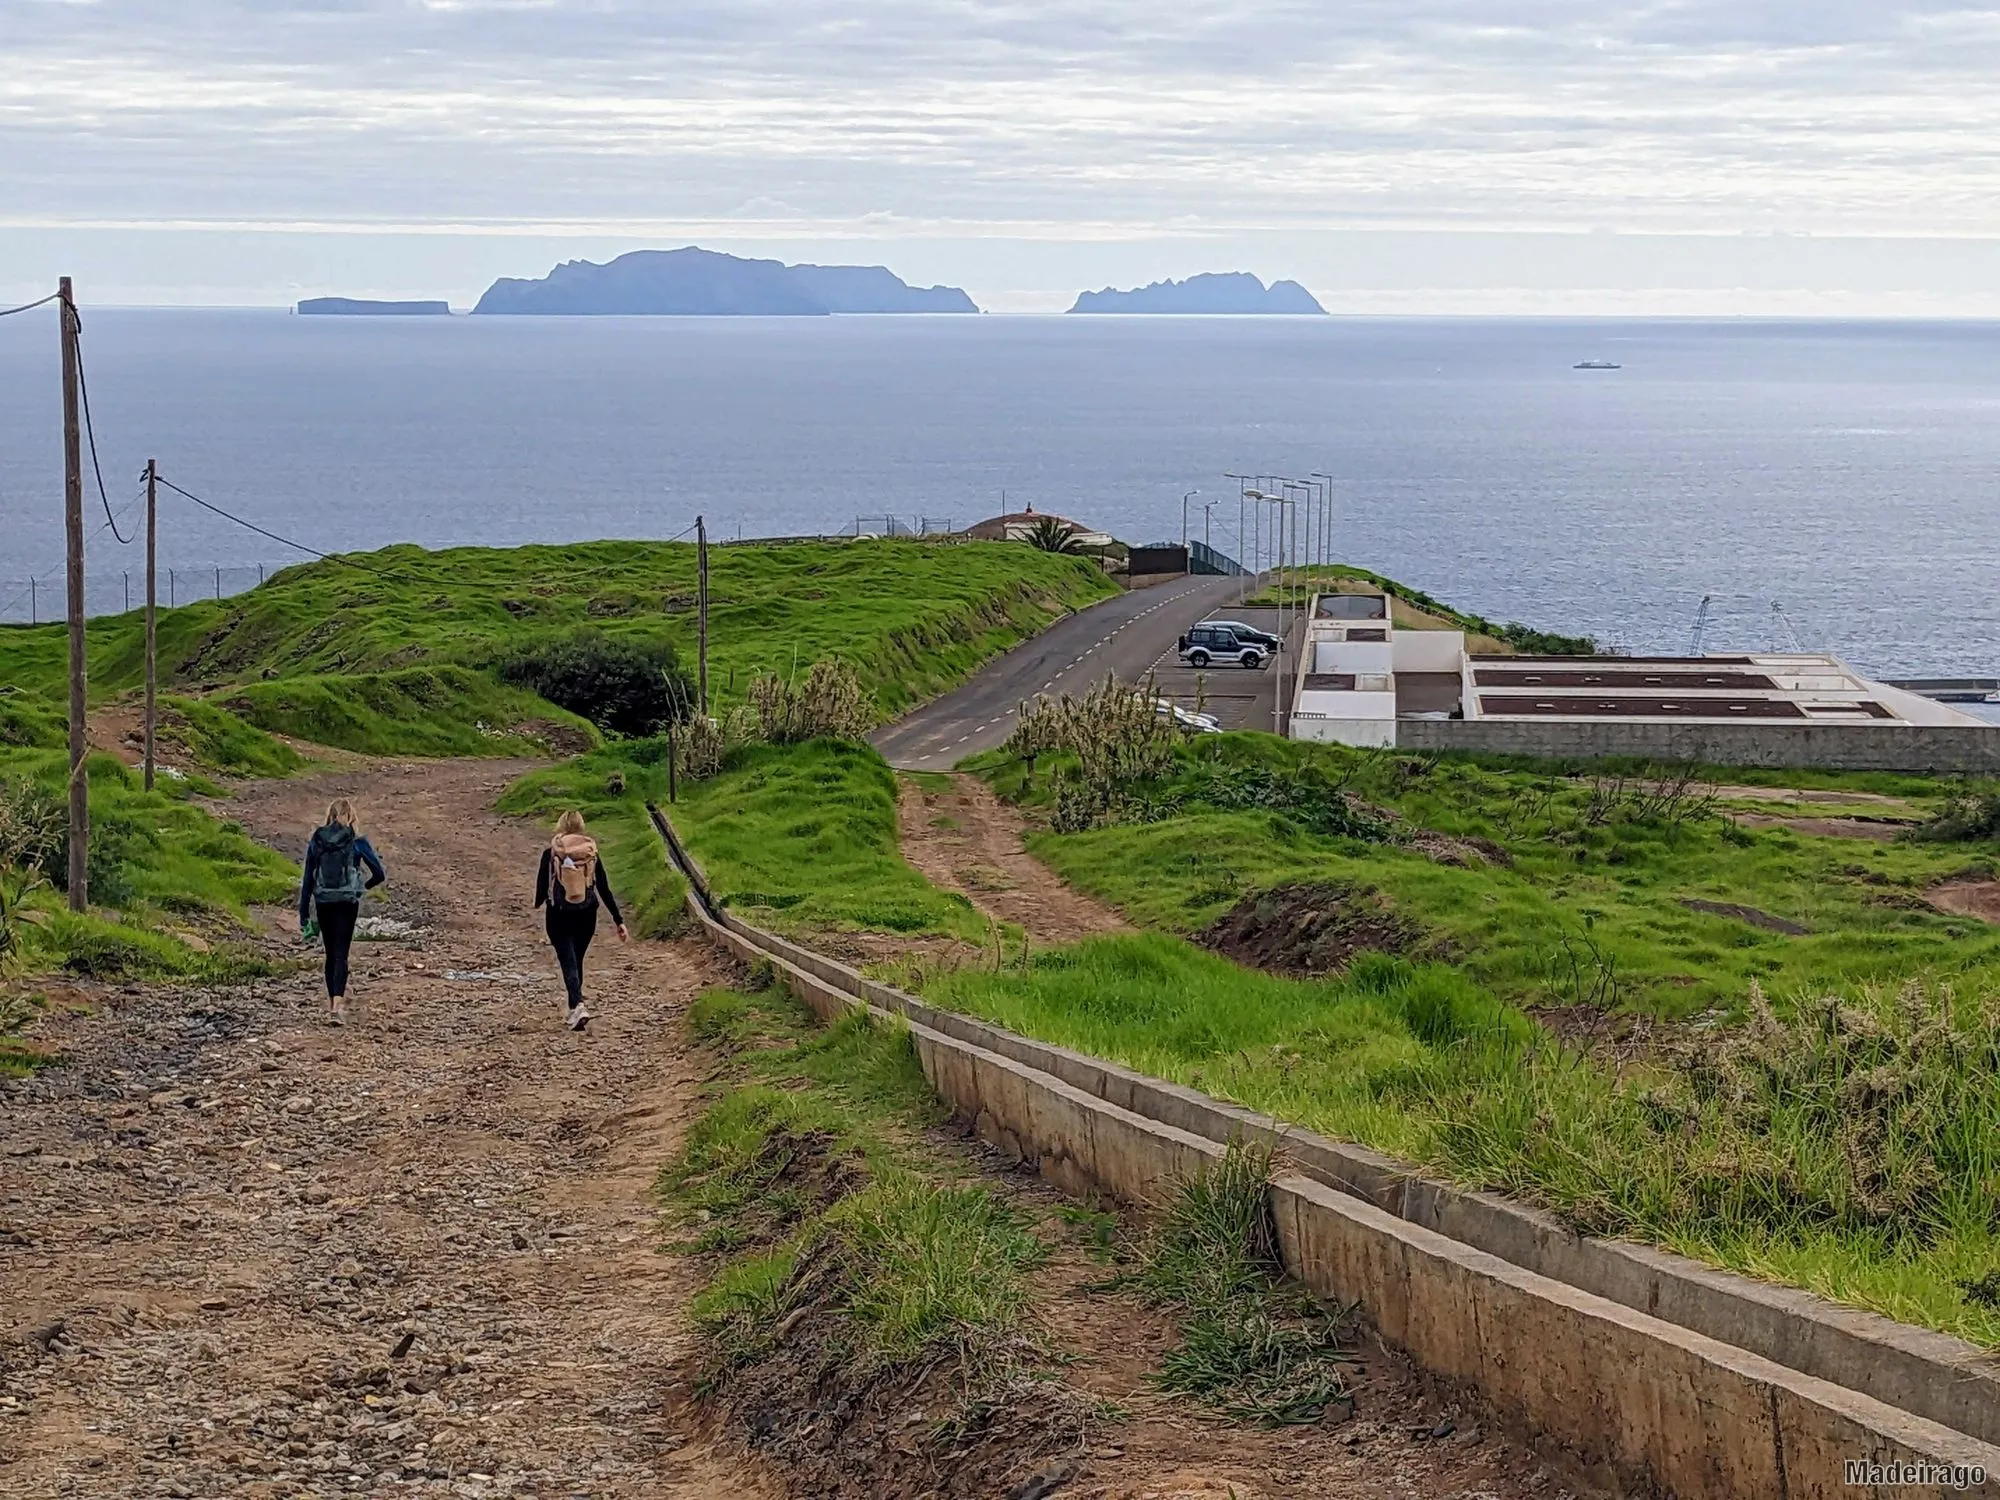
[897,774,1130,946]
[1,758,778,1499]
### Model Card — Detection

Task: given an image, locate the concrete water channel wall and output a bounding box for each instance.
[651,806,2000,1498]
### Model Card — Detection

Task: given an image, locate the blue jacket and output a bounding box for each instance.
[299,827,386,921]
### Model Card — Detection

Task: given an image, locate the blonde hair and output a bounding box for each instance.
[554,810,587,837]
[324,798,357,829]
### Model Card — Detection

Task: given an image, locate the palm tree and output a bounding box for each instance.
[1024,516,1084,554]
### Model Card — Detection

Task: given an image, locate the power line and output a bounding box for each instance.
[71,317,132,544]
[153,473,376,571]
[0,485,147,621]
[0,291,61,319]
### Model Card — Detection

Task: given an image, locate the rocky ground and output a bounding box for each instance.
[1,759,772,1500]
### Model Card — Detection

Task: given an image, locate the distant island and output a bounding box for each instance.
[297,298,451,316]
[472,248,979,316]
[1068,273,1325,315]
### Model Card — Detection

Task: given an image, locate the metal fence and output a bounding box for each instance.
[0,563,281,625]
[841,515,958,538]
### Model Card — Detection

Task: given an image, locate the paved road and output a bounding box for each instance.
[872,575,1299,769]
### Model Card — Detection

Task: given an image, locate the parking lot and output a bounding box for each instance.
[1137,604,1308,734]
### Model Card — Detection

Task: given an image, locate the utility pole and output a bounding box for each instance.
[144,459,158,791]
[59,277,88,911]
[695,515,710,714]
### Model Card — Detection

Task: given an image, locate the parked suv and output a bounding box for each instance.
[1178,623,1270,669]
[1199,619,1280,651]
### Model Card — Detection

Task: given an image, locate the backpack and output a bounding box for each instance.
[314,824,367,903]
[550,833,599,908]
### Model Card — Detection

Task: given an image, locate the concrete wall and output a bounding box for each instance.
[651,807,2000,1497]
[1400,717,2000,771]
[1392,628,1467,672]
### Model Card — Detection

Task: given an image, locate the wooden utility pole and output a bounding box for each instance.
[59,277,88,910]
[695,515,710,714]
[144,459,158,791]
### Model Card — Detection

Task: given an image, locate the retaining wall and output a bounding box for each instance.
[653,807,2000,1497]
[1396,718,2000,772]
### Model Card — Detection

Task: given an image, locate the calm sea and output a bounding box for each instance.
[1,310,1996,678]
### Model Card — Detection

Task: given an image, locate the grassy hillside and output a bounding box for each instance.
[660,732,2000,1348]
[671,739,983,941]
[1,748,296,1069]
[972,734,2000,1020]
[0,538,1117,759]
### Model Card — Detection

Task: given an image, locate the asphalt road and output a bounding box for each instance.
[871,575,1301,770]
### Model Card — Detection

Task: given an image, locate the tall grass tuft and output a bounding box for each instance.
[1132,1141,1354,1426]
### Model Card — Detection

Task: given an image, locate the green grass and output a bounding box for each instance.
[664,737,2000,1348]
[973,734,2000,1021]
[222,666,600,759]
[0,537,1116,758]
[665,982,1086,1467]
[671,739,984,941]
[1241,563,1595,654]
[0,749,294,987]
[497,741,689,939]
[156,696,306,777]
[1131,1141,1354,1426]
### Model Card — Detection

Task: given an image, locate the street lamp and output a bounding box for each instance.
[1181,489,1199,553]
[1310,472,1336,573]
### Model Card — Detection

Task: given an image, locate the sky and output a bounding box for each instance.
[6,0,2000,312]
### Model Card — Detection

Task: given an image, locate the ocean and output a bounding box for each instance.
[1,309,1996,678]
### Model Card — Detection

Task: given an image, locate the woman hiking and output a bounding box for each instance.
[299,798,387,1025]
[535,810,628,1032]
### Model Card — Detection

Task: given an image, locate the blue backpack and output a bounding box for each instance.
[314,825,367,903]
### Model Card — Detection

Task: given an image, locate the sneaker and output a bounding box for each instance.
[566,1004,591,1033]
[328,999,346,1027]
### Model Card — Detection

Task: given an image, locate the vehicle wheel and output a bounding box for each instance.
[1188,650,1210,668]
[1242,651,1265,670]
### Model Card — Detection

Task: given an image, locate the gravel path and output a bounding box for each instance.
[0,758,776,1500]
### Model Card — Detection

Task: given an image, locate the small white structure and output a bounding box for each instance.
[1289,590,1451,748]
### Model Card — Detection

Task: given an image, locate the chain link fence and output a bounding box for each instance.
[0,563,279,625]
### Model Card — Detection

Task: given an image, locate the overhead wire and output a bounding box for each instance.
[0,483,149,621]
[70,312,133,543]
[0,291,61,319]
[152,473,378,571]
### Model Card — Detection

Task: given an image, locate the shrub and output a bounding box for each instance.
[0,777,61,973]
[747,659,873,744]
[497,630,696,738]
[1915,782,2000,844]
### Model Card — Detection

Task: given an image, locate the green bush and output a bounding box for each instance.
[1916,782,2000,844]
[497,630,698,738]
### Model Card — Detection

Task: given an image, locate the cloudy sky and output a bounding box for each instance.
[6,0,2000,310]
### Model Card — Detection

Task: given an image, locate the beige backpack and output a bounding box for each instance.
[550,833,599,906]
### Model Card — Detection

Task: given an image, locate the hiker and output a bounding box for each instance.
[299,798,387,1025]
[534,810,628,1032]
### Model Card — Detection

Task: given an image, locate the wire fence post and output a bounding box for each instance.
[123,572,130,613]
[169,569,176,608]
[29,577,36,625]
[214,566,221,601]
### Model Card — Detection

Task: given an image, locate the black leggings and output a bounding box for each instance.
[316,900,360,999]
[546,901,598,1009]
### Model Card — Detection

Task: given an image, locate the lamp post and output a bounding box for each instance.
[1181,489,1199,554]
[1310,472,1336,573]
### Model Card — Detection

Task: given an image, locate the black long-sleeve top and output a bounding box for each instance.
[534,848,624,925]
[298,830,386,922]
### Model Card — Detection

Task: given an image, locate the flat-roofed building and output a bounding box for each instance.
[1288,590,1999,770]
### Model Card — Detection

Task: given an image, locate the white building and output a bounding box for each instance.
[1289,587,1992,750]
